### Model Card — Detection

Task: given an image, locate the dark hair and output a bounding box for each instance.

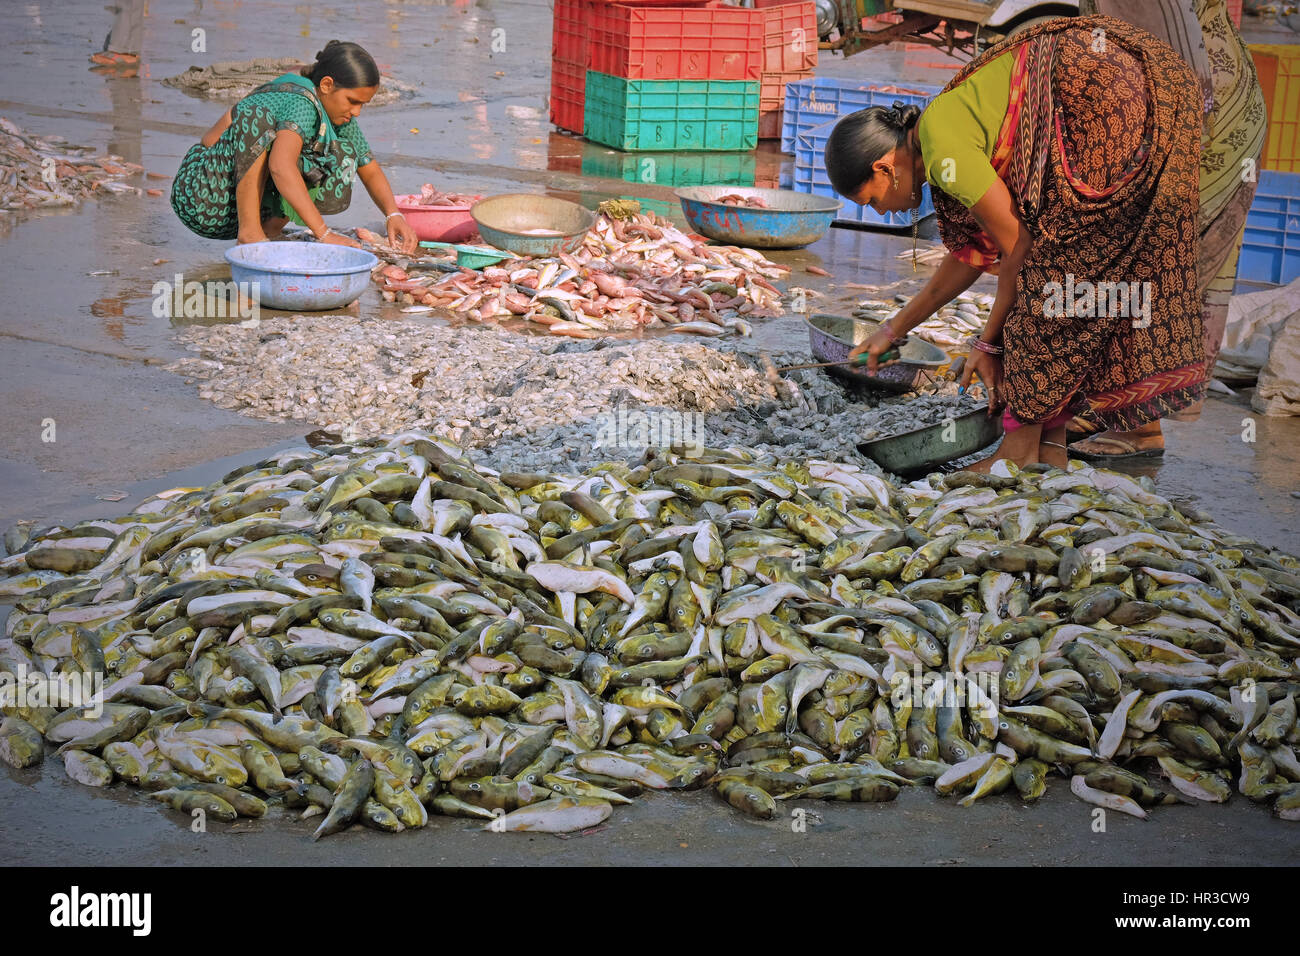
[825,102,921,197]
[301,40,380,89]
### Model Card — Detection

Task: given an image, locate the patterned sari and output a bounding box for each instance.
[931,15,1205,430]
[170,74,368,240]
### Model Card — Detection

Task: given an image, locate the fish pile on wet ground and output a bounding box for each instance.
[2,435,1299,837]
[0,118,144,210]
[167,318,782,448]
[353,207,786,337]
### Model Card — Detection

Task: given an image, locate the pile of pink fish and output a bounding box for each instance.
[357,209,788,338]
[715,194,770,209]
[413,183,479,207]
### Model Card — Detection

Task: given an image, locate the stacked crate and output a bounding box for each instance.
[582,3,764,151]
[753,0,818,140]
[550,0,593,134]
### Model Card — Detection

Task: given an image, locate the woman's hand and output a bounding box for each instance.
[960,348,1005,416]
[849,328,901,374]
[386,213,417,255]
[321,230,362,249]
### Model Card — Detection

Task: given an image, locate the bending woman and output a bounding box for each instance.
[171,41,416,252]
[1069,0,1266,461]
[831,15,1205,471]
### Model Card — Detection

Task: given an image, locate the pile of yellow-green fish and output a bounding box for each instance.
[1,432,1298,837]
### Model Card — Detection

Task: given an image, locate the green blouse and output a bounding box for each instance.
[916,50,1015,208]
[266,93,374,168]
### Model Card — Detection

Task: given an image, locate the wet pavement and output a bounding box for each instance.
[1,0,1298,865]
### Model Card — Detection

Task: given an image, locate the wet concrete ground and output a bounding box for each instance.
[1,0,1298,865]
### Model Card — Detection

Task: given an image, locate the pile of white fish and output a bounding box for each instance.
[0,118,144,210]
[2,433,1298,837]
[166,318,782,447]
[855,291,993,351]
[356,207,787,337]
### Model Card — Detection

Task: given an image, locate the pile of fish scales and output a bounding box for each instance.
[2,433,1299,837]
[855,291,993,351]
[166,318,781,446]
[356,208,786,337]
[0,117,145,210]
[165,317,983,467]
[479,374,985,475]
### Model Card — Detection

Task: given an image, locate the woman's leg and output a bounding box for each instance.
[1039,424,1069,469]
[262,216,290,239]
[970,422,1042,472]
[235,150,272,245]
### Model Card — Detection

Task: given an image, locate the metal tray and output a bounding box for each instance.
[857,408,1003,477]
[807,313,948,394]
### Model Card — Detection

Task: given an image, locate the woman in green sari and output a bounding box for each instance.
[171,41,417,253]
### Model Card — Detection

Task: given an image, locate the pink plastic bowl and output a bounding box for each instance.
[393,194,483,243]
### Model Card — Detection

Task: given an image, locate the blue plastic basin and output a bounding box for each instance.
[675,187,841,249]
[224,242,378,311]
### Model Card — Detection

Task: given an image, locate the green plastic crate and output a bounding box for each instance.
[581,149,756,186]
[583,71,759,151]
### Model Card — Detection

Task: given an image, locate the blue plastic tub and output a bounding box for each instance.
[1239,170,1300,285]
[675,186,840,248]
[225,242,377,311]
[793,120,934,229]
[780,78,941,154]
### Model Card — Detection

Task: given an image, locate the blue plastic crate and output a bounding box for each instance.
[793,120,934,229]
[780,77,941,153]
[1238,170,1300,285]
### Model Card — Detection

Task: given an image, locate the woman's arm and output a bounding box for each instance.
[265,128,358,246]
[200,108,233,148]
[958,177,1033,411]
[848,253,981,370]
[357,161,416,253]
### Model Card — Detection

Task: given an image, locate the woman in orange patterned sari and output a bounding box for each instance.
[828,15,1204,470]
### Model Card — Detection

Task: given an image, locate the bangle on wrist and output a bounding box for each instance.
[384,211,403,223]
[879,320,909,347]
[971,338,1003,355]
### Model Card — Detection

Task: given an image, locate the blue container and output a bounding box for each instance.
[1239,170,1300,285]
[781,78,941,153]
[675,186,841,248]
[793,120,935,229]
[225,242,377,311]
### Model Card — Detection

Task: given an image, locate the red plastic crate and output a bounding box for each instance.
[553,0,592,66]
[760,1,817,74]
[551,59,586,133]
[1227,0,1242,27]
[588,4,764,81]
[759,69,811,139]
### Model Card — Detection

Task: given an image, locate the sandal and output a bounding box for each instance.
[1068,435,1165,463]
[89,51,139,66]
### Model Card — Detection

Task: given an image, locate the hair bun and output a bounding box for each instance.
[890,101,922,131]
[314,39,341,61]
